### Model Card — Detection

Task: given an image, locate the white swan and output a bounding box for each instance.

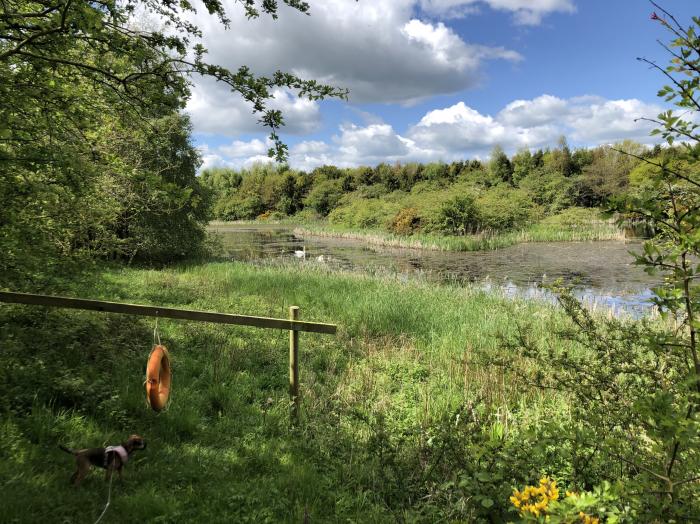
[294,245,306,259]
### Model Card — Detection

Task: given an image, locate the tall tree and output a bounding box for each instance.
[489,145,514,185]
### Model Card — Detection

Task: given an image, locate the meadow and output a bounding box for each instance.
[1,261,574,523]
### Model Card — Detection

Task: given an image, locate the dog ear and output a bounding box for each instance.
[127,434,145,449]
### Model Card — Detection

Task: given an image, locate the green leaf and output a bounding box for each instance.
[480,498,494,509]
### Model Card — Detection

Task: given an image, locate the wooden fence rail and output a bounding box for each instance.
[0,291,338,421]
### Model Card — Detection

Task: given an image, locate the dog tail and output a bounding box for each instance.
[59,444,76,455]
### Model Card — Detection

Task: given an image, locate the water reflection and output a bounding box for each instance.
[210,224,660,316]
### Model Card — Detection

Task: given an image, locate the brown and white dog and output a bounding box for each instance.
[59,434,146,485]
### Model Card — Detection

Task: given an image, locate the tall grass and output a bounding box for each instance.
[0,262,587,522]
[293,219,625,252]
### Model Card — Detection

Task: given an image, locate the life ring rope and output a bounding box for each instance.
[146,344,171,412]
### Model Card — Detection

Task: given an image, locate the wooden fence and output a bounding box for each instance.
[0,291,337,421]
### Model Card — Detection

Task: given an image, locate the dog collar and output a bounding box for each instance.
[105,445,128,464]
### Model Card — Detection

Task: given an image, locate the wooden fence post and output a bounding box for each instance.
[289,306,300,423]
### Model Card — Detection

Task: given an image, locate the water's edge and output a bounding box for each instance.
[209,224,658,316]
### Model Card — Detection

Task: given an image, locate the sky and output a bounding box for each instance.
[186,0,699,171]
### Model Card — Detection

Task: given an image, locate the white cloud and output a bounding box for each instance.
[337,124,411,161]
[187,82,321,136]
[202,94,662,170]
[498,94,570,127]
[180,0,579,138]
[291,141,329,156]
[419,0,576,25]
[219,138,270,157]
[186,0,521,112]
[242,155,277,168]
[406,95,662,159]
[565,96,662,143]
[197,144,234,170]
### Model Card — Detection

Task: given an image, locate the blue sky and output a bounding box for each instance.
[187,0,698,170]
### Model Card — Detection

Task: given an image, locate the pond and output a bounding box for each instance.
[210,223,660,316]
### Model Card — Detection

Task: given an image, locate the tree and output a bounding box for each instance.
[0,0,346,162]
[551,135,574,177]
[304,179,344,216]
[489,145,514,185]
[511,148,535,184]
[574,142,642,206]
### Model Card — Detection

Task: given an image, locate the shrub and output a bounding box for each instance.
[303,179,344,216]
[438,195,480,235]
[328,198,399,229]
[477,188,536,231]
[389,208,421,235]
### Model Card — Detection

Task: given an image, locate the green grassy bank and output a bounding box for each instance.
[292,219,624,252]
[1,261,577,522]
[211,207,627,252]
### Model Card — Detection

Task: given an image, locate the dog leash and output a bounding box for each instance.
[93,460,114,524]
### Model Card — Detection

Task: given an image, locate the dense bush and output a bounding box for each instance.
[438,195,480,235]
[304,179,346,216]
[389,207,422,235]
[328,198,400,229]
[477,188,537,232]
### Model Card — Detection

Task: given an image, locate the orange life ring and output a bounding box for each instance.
[146,344,171,411]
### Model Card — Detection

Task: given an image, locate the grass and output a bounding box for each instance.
[292,220,625,252]
[0,261,581,522]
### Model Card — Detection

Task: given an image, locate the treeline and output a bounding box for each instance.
[201,139,663,235]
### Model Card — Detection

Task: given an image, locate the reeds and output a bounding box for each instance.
[292,220,625,252]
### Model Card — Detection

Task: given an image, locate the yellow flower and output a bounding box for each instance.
[579,512,600,524]
[511,478,559,517]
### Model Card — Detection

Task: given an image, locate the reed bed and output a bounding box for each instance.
[293,220,625,252]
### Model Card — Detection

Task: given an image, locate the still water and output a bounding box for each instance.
[210,224,659,315]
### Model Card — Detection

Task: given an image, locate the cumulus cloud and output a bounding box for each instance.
[419,0,576,25]
[186,0,521,118]
[219,138,270,157]
[337,124,411,161]
[201,94,662,170]
[182,0,580,136]
[406,95,661,159]
[187,81,321,137]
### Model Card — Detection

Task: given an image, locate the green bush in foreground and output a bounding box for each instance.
[495,10,700,521]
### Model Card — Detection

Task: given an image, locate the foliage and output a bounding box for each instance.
[328,197,400,229]
[576,142,644,206]
[497,7,700,520]
[0,0,346,162]
[438,194,480,235]
[489,145,514,185]
[510,478,632,523]
[303,178,345,216]
[389,207,422,235]
[0,0,346,288]
[202,138,646,245]
[477,187,537,231]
